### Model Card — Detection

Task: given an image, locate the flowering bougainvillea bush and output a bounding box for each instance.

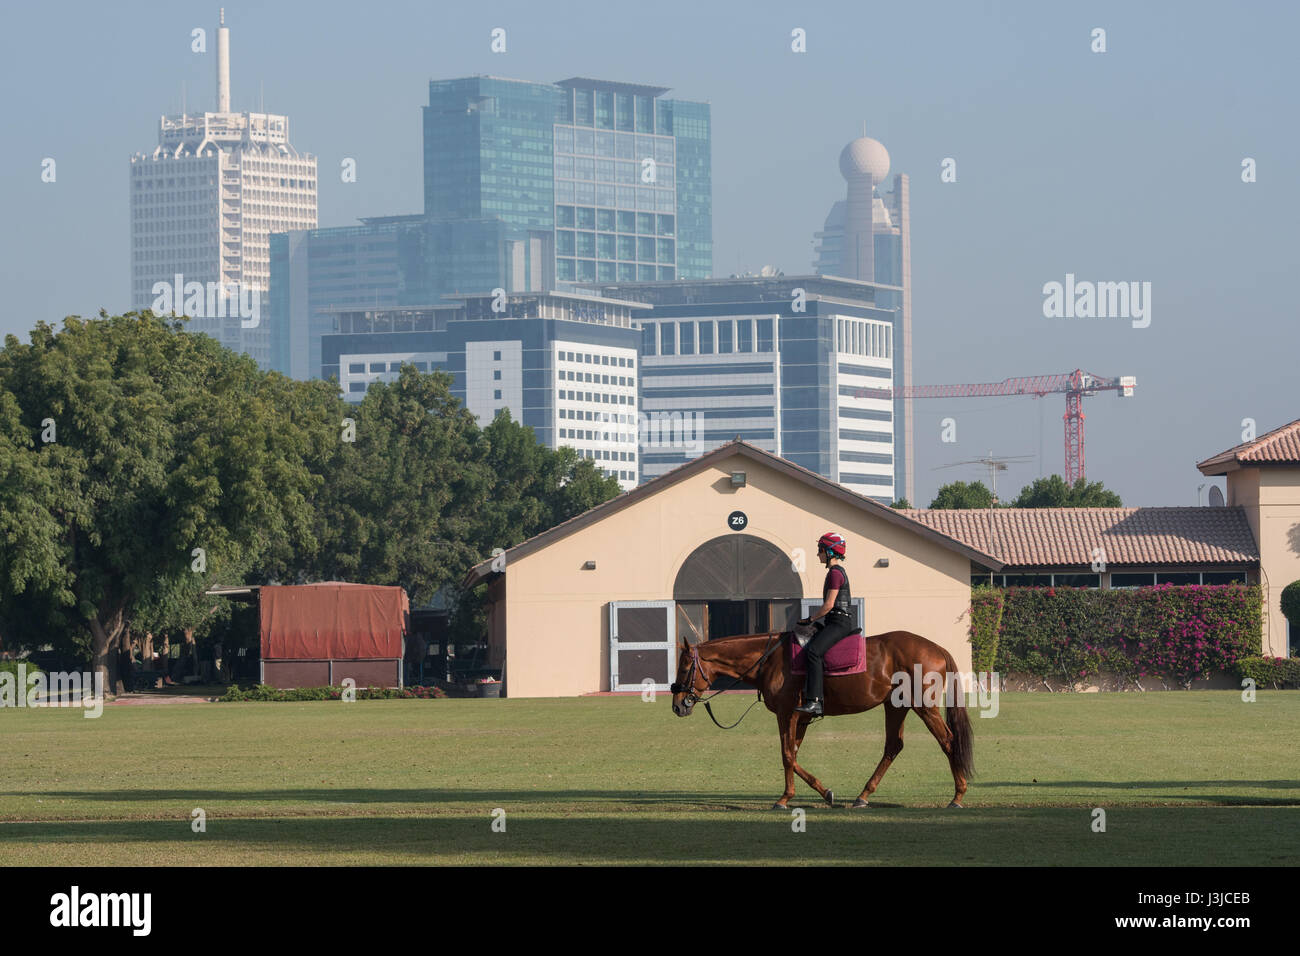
[985,584,1262,689]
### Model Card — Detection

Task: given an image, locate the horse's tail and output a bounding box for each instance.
[943,652,975,779]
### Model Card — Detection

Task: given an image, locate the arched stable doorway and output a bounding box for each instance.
[607,535,804,693]
[673,534,803,647]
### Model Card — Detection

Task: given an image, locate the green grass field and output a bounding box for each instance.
[1,692,1297,865]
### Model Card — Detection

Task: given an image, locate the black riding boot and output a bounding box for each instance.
[794,670,823,715]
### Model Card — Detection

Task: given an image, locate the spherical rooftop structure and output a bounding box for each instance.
[839,137,890,183]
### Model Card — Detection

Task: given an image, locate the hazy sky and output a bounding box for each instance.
[2,0,1296,506]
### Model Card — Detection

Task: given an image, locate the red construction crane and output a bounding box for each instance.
[853,369,1136,484]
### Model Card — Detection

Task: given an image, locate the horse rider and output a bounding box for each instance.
[794,532,858,716]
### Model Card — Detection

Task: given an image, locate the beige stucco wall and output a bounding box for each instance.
[1226,469,1261,543]
[1227,466,1299,656]
[499,451,979,698]
[1254,469,1300,656]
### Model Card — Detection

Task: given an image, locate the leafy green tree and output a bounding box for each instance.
[0,313,336,690]
[889,498,912,509]
[0,314,629,685]
[928,481,996,509]
[448,409,622,650]
[1012,475,1123,508]
[304,366,493,607]
[474,407,621,552]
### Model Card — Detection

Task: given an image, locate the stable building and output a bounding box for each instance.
[463,440,1003,698]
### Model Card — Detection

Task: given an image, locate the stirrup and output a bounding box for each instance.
[794,697,823,715]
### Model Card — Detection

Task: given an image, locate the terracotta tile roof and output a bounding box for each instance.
[900,507,1258,568]
[1198,417,1300,472]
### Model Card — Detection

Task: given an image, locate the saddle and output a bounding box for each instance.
[789,624,867,676]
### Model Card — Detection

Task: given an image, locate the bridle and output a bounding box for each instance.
[670,634,784,729]
[670,642,709,706]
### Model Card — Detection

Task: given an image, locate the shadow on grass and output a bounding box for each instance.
[981,780,1300,806]
[1,809,1297,866]
[5,779,1297,809]
[0,788,838,810]
[985,780,1299,789]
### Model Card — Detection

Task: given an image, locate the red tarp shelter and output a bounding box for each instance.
[258,583,410,688]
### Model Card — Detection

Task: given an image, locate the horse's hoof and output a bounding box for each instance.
[824,789,835,808]
[947,800,964,809]
[772,802,789,811]
[850,798,869,809]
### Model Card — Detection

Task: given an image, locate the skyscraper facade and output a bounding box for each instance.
[319,293,646,490]
[268,216,550,379]
[598,275,899,500]
[813,137,912,503]
[423,76,712,287]
[129,12,317,368]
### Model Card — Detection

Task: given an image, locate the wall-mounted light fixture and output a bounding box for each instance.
[875,557,890,568]
[582,560,597,570]
[730,471,747,487]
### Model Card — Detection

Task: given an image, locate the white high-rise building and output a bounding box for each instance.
[129,10,316,367]
[813,136,913,503]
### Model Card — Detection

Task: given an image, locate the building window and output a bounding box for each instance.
[1110,573,1156,589]
[680,322,695,355]
[698,322,714,354]
[1052,574,1101,589]
[718,321,733,353]
[493,370,501,380]
[494,389,502,400]
[660,323,675,356]
[493,351,502,361]
[737,319,753,353]
[1201,571,1248,585]
[1001,574,1053,587]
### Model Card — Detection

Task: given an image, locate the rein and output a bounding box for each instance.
[672,634,784,730]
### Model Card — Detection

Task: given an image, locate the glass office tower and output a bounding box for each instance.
[423,76,713,286]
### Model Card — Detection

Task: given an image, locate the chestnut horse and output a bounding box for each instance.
[670,630,974,809]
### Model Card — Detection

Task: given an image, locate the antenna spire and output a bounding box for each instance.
[216,10,230,112]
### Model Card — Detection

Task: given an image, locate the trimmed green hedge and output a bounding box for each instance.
[1232,656,1300,689]
[969,588,1004,674]
[974,584,1262,688]
[219,684,446,702]
[1280,580,1300,626]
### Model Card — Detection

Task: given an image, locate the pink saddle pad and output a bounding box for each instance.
[790,630,867,676]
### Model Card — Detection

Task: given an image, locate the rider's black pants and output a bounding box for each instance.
[802,612,857,701]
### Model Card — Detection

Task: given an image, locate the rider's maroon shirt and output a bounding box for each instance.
[824,566,847,600]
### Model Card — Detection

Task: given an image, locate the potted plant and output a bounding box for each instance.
[477,675,502,699]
